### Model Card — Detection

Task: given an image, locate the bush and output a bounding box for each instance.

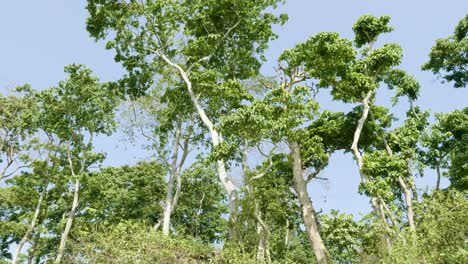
[69,222,213,263]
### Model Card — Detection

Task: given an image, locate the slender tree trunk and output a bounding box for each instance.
[55,177,80,264]
[252,197,271,264]
[290,141,328,264]
[155,119,193,232]
[397,176,416,231]
[254,210,271,264]
[242,143,271,263]
[12,185,47,264]
[435,162,441,190]
[161,123,181,236]
[265,237,271,264]
[27,233,39,264]
[350,92,384,215]
[161,56,239,240]
[382,135,416,231]
[378,201,394,251]
[284,219,289,248]
[351,91,393,251]
[256,222,266,263]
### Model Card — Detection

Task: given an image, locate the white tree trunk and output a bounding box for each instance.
[350,91,394,250]
[55,177,80,264]
[436,162,441,190]
[397,176,416,231]
[256,222,266,262]
[290,141,328,264]
[382,140,416,231]
[350,93,389,217]
[242,142,271,263]
[161,124,181,236]
[161,55,239,240]
[12,186,46,264]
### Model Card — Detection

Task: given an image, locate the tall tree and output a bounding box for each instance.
[266,15,423,254]
[86,0,287,240]
[121,86,200,236]
[35,65,119,263]
[221,71,329,262]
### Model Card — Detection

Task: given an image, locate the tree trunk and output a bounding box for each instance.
[436,162,441,190]
[27,233,39,264]
[161,124,181,236]
[350,91,394,252]
[12,185,46,264]
[350,92,380,211]
[290,141,328,264]
[397,176,416,231]
[382,136,416,231]
[256,222,266,262]
[55,177,80,264]
[242,142,271,263]
[254,211,271,264]
[161,56,240,240]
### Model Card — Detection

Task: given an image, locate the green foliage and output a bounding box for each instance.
[210,245,257,264]
[280,15,413,104]
[1,5,467,264]
[0,87,39,181]
[380,190,468,264]
[172,161,228,243]
[86,0,286,96]
[80,161,167,226]
[70,222,213,263]
[414,190,468,263]
[37,64,119,139]
[361,151,407,202]
[384,69,420,103]
[279,32,355,89]
[352,15,393,47]
[422,108,468,191]
[422,14,468,88]
[320,210,370,264]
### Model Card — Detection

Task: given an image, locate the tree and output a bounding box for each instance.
[35,65,119,263]
[86,0,287,240]
[422,108,468,191]
[121,86,200,236]
[281,15,422,249]
[422,14,468,88]
[221,65,329,262]
[320,210,370,264]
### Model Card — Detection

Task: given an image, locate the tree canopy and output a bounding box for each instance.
[0,4,466,264]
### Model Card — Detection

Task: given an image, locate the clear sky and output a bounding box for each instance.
[1,1,466,216]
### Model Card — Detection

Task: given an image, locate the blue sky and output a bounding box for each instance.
[1,0,466,215]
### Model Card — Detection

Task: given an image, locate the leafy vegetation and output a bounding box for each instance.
[0,2,466,264]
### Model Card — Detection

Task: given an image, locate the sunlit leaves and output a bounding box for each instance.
[422,14,468,88]
[86,0,286,96]
[81,161,167,225]
[320,210,370,264]
[384,69,420,104]
[422,108,468,190]
[279,32,355,88]
[37,64,119,140]
[352,15,393,48]
[172,161,228,243]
